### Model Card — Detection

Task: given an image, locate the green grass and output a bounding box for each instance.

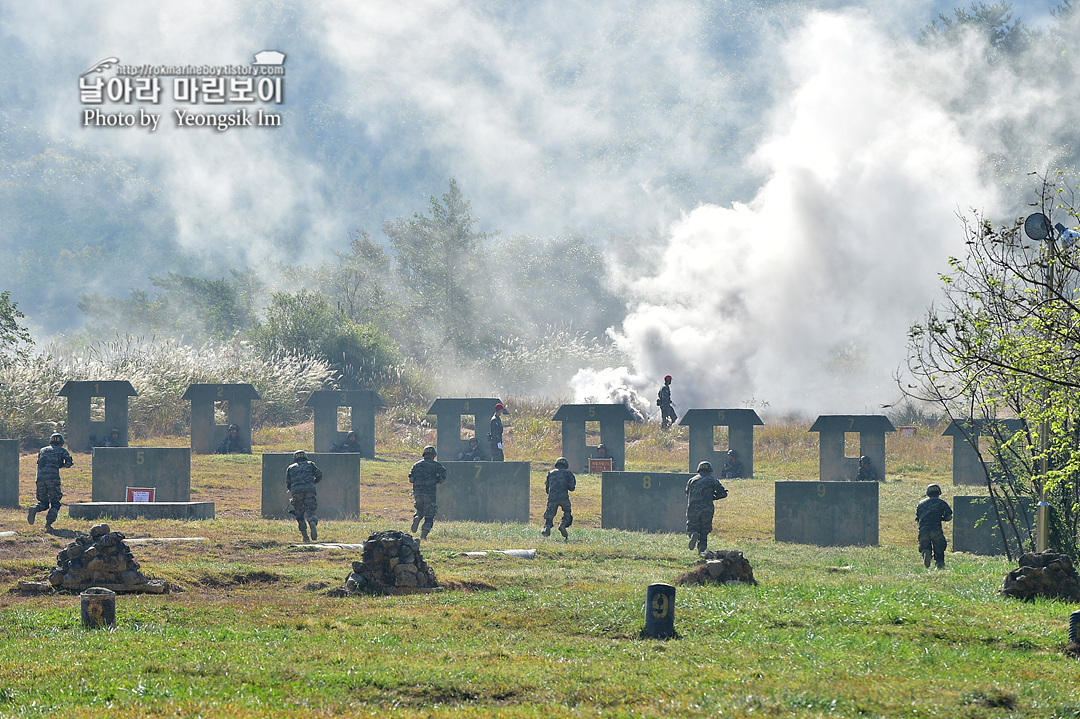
[2,417,1078,718]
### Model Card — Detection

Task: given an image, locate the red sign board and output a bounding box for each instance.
[126,487,156,503]
[588,458,613,473]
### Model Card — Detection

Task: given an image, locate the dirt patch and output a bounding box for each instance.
[196,569,283,587]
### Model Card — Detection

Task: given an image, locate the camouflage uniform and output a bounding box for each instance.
[916,494,953,568]
[330,432,362,453]
[458,441,483,461]
[489,412,505,461]
[102,431,123,448]
[32,444,74,527]
[543,467,576,536]
[216,431,248,454]
[286,457,322,539]
[658,384,677,429]
[721,458,743,479]
[409,456,446,537]
[855,460,879,482]
[685,471,728,552]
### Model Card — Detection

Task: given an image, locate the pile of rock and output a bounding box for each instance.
[46,523,163,593]
[1001,551,1080,602]
[344,530,438,592]
[675,549,758,586]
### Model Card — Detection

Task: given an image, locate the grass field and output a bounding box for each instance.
[1,414,1078,718]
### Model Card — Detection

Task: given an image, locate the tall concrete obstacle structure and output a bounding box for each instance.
[306,390,385,457]
[427,398,503,460]
[58,381,137,451]
[261,453,361,520]
[439,461,532,523]
[601,471,692,532]
[0,439,18,508]
[952,495,1034,556]
[942,419,1026,487]
[775,481,879,546]
[679,409,764,476]
[552,403,638,473]
[808,415,896,481]
[182,383,260,454]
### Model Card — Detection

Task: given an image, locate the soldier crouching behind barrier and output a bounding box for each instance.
[286,449,322,542]
[542,457,576,540]
[409,445,446,540]
[29,432,74,531]
[217,423,248,454]
[685,460,728,554]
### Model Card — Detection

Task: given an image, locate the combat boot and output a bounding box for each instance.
[922,550,932,568]
[27,507,36,525]
[411,516,421,534]
[541,526,551,537]
[936,560,945,570]
[298,523,309,542]
[688,532,698,550]
[559,526,568,540]
[308,521,318,542]
[697,536,708,553]
[45,519,55,532]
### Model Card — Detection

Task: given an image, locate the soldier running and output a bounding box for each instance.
[542,457,576,540]
[409,445,447,540]
[28,432,74,531]
[685,460,728,553]
[916,483,953,569]
[286,449,322,542]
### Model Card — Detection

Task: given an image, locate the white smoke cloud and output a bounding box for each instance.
[575,9,1006,416]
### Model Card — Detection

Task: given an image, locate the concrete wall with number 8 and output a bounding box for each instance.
[775,481,879,546]
[601,471,692,533]
[438,461,531,523]
[91,447,191,502]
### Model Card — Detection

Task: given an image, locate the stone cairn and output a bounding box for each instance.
[344,530,438,593]
[675,549,759,586]
[47,523,162,593]
[1001,551,1080,602]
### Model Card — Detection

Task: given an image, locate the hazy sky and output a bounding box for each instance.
[1,0,1073,413]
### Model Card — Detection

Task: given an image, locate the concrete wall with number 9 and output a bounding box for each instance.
[774,481,879,546]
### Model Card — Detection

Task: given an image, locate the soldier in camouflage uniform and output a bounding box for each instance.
[916,483,953,569]
[330,431,361,453]
[721,449,743,479]
[216,424,248,454]
[658,375,677,429]
[489,403,508,461]
[409,445,446,540]
[458,436,483,461]
[855,455,879,482]
[28,433,74,531]
[103,428,123,447]
[286,449,322,542]
[542,457,576,540]
[685,460,728,553]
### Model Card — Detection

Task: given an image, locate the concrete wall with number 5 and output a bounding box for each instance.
[91,447,191,502]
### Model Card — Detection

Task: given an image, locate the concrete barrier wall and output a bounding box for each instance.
[601,472,691,533]
[69,501,215,520]
[775,481,879,546]
[437,461,530,523]
[0,439,18,508]
[952,495,1034,556]
[91,448,191,502]
[260,453,361,520]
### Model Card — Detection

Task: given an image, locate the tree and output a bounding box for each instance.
[906,175,1080,554]
[384,179,493,353]
[0,290,32,362]
[920,2,1031,58]
[250,290,399,389]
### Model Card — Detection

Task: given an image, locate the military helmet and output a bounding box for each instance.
[50,433,65,446]
[727,449,737,456]
[468,437,478,445]
[859,455,870,464]
[697,460,713,473]
[293,449,307,461]
[926,483,942,496]
[229,424,239,431]
[555,457,569,469]
[423,445,437,457]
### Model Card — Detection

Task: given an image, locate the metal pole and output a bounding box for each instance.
[1037,231,1055,553]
